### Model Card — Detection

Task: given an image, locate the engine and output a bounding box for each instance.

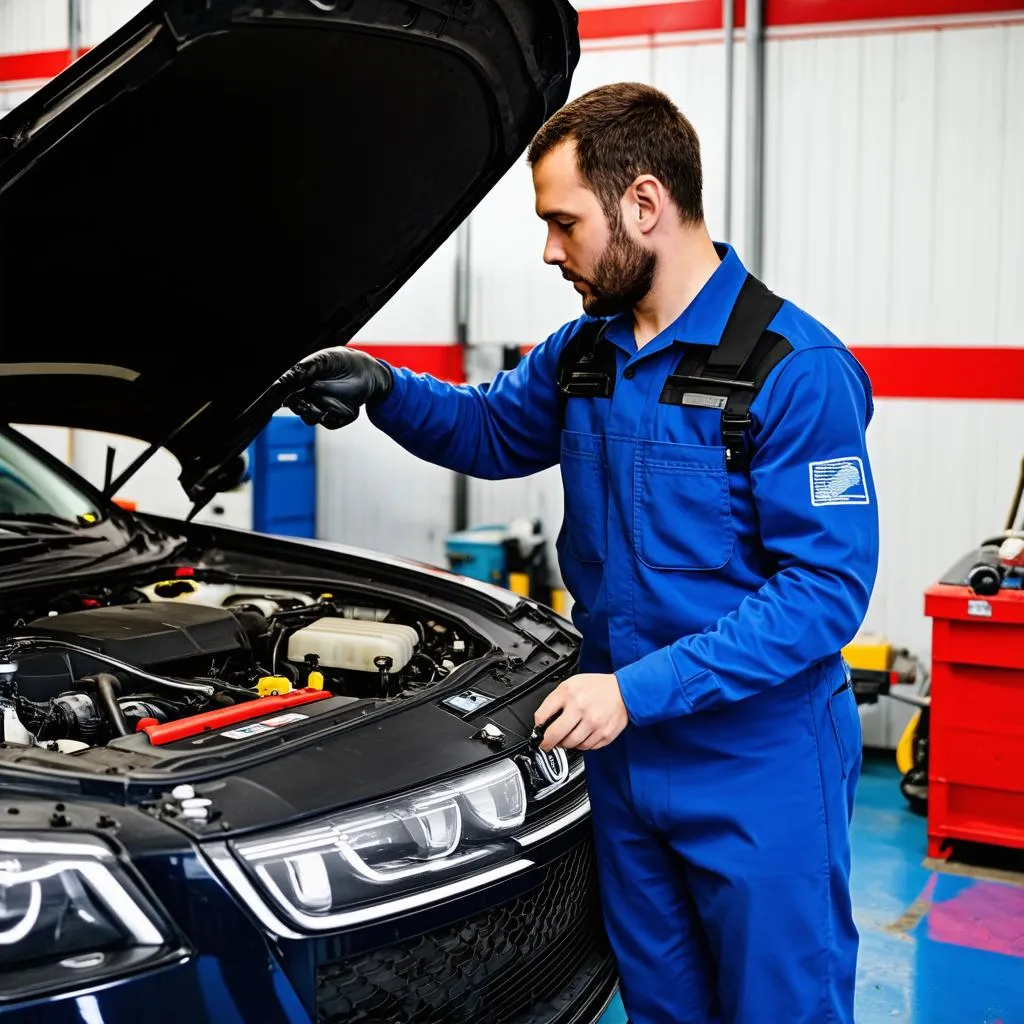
[0,578,480,753]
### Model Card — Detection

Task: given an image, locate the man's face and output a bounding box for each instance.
[532,140,656,318]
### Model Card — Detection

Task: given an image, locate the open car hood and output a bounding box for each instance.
[0,0,578,504]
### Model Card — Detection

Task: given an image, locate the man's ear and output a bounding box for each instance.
[625,175,665,237]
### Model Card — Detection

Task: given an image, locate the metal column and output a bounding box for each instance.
[744,0,766,275]
[68,0,82,61]
[722,0,735,241]
[452,221,472,534]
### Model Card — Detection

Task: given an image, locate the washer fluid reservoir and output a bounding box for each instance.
[286,618,419,673]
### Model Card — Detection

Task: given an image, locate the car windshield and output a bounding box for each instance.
[0,430,101,523]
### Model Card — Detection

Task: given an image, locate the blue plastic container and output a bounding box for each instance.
[251,414,317,538]
[444,524,510,585]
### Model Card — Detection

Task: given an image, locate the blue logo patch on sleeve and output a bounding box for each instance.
[809,457,869,506]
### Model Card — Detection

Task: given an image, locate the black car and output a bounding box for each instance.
[0,3,619,1021]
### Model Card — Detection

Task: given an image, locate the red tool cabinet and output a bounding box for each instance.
[924,583,1024,859]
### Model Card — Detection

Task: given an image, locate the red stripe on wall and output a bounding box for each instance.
[0,49,77,83]
[576,0,1024,37]
[350,343,466,384]
[849,346,1024,401]
[766,0,1024,26]
[578,1,722,38]
[354,342,1024,401]
[2,0,1022,82]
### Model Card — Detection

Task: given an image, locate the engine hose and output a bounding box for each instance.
[5,638,216,697]
[413,650,446,682]
[271,629,287,674]
[79,673,129,738]
[14,695,55,737]
[277,660,300,685]
[265,603,325,621]
[194,677,261,703]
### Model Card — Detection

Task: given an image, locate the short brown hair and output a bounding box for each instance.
[527,82,704,225]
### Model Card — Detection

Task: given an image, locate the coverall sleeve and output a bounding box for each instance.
[365,320,579,479]
[614,345,879,725]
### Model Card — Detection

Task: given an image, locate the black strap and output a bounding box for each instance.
[707,274,786,377]
[659,274,791,470]
[718,329,792,469]
[556,319,615,418]
[556,274,792,471]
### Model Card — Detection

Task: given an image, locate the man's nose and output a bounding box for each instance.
[543,232,565,266]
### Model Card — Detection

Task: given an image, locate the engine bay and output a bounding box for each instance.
[0,574,484,754]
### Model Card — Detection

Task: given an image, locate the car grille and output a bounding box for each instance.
[520,750,586,830]
[314,840,614,1024]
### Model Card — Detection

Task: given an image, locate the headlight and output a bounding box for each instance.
[0,835,180,1002]
[232,759,527,925]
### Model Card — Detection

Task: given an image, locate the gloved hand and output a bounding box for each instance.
[277,347,394,430]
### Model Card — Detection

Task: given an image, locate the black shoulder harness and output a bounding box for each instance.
[556,319,615,405]
[556,274,793,471]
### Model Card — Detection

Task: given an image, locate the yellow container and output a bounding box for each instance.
[508,572,531,597]
[257,675,293,697]
[842,633,892,672]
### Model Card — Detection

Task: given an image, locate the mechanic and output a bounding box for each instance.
[277,82,879,1024]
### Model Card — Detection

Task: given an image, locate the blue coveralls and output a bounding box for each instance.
[369,243,879,1024]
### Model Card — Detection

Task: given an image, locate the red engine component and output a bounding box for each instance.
[141,688,333,746]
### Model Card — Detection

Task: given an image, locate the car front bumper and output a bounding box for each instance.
[0,806,617,1024]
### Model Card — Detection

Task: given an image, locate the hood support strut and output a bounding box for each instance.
[101,403,210,503]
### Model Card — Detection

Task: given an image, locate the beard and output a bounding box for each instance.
[566,220,657,318]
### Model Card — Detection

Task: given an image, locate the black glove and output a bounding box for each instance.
[277,347,394,430]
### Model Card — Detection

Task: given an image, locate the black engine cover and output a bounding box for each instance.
[16,603,248,700]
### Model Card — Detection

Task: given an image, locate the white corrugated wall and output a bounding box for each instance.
[0,0,147,52]
[2,2,1023,674]
[761,22,1024,660]
[0,0,66,111]
[0,0,68,53]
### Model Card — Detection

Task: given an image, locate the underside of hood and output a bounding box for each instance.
[0,0,578,502]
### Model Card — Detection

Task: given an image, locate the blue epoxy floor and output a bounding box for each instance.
[848,756,1024,1023]
[599,755,1024,1023]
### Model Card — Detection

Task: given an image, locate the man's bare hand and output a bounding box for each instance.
[533,673,628,752]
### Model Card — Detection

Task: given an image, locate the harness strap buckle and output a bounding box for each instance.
[722,413,755,467]
[561,371,613,397]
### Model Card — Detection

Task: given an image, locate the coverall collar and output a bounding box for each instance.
[602,241,747,358]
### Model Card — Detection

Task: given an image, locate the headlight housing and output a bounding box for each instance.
[0,834,181,1002]
[231,758,527,927]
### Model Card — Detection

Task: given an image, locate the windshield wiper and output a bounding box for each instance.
[0,532,105,569]
[0,533,101,545]
[0,514,98,535]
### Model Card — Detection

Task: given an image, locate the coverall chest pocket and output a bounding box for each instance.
[634,438,734,571]
[560,430,608,564]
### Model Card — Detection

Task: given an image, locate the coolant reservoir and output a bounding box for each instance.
[286,618,419,673]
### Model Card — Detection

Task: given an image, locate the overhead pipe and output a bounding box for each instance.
[722,0,735,241]
[744,0,766,276]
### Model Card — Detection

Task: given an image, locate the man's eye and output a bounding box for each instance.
[558,221,574,232]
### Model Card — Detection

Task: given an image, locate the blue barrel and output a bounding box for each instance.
[252,414,317,538]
